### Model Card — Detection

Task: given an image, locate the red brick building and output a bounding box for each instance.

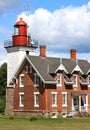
[5,18,90,118]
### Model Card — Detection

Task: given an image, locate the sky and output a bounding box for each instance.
[0,0,90,65]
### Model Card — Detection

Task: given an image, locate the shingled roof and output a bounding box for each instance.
[27,55,90,82]
[11,55,90,85]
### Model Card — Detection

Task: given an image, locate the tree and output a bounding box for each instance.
[0,63,7,113]
[0,63,7,96]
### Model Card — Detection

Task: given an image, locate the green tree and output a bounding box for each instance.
[0,63,7,96]
[0,63,7,113]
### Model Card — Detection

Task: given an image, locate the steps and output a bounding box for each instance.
[67,111,90,117]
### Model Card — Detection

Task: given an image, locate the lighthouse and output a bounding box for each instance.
[4,18,38,85]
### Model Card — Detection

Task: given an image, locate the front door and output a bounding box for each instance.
[73,96,79,111]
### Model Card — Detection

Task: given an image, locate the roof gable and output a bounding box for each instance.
[72,64,83,74]
[55,64,68,73]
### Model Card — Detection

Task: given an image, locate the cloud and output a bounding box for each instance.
[0,0,21,14]
[1,1,90,65]
[0,40,7,66]
[18,2,90,55]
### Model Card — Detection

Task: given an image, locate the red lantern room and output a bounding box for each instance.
[12,18,30,46]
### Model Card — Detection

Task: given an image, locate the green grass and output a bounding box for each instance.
[0,115,90,130]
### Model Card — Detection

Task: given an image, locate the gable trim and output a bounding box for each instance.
[71,64,83,74]
[55,63,68,73]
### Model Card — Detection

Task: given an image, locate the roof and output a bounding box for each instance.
[15,18,27,26]
[11,55,90,85]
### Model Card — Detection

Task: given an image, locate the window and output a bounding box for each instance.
[88,75,90,84]
[62,92,67,107]
[30,65,32,73]
[25,66,28,73]
[57,74,62,86]
[73,75,77,87]
[51,92,57,107]
[20,74,24,87]
[14,27,19,35]
[19,93,24,107]
[34,73,39,87]
[34,92,39,107]
[83,95,88,106]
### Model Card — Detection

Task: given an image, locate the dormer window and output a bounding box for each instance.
[57,73,62,87]
[73,74,77,87]
[14,26,19,35]
[88,75,90,84]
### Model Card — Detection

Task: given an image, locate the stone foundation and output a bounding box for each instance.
[13,110,63,118]
[5,86,14,116]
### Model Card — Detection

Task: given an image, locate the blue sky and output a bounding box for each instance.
[0,0,90,65]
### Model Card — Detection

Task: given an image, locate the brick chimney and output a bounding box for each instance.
[70,49,76,60]
[40,45,46,57]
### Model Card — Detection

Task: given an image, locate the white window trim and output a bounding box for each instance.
[20,74,24,87]
[25,66,28,73]
[34,73,39,87]
[62,92,67,107]
[30,65,32,73]
[51,92,57,107]
[73,74,78,87]
[34,92,39,107]
[57,73,62,87]
[88,75,90,87]
[19,92,24,107]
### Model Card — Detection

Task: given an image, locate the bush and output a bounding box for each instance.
[30,116,37,121]
[9,116,14,120]
[0,96,5,113]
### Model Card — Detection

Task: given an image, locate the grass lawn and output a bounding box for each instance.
[0,115,90,130]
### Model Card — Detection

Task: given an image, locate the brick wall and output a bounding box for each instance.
[13,61,90,117]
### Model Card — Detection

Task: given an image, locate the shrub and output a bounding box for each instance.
[0,96,5,113]
[9,116,14,120]
[30,116,37,121]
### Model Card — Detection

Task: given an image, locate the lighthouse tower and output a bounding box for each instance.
[4,18,38,85]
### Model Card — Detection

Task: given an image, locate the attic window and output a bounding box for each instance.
[34,73,39,87]
[30,65,32,73]
[25,66,28,73]
[20,74,24,87]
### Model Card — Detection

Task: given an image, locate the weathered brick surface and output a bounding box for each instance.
[6,61,90,118]
[5,86,14,115]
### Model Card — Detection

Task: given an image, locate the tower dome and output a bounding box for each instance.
[12,18,30,46]
[15,18,27,26]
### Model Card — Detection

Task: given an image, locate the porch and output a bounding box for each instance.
[72,94,88,112]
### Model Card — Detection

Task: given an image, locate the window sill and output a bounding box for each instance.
[52,105,57,107]
[62,105,67,107]
[19,105,24,107]
[57,84,62,87]
[34,105,39,107]
[73,85,78,87]
[20,85,24,87]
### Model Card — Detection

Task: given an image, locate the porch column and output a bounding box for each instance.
[86,95,88,112]
[79,96,81,112]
